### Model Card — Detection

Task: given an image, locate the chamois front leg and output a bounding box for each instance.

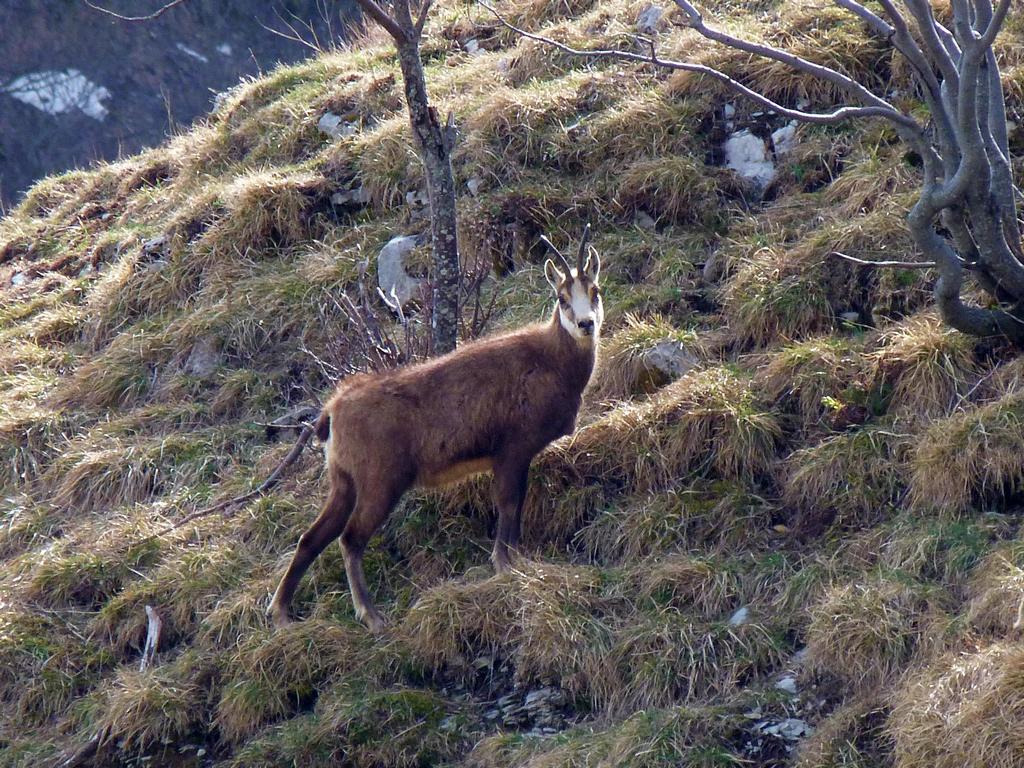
[491,456,531,574]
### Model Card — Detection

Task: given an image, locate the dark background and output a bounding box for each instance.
[0,0,358,209]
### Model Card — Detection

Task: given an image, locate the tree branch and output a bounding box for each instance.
[414,0,433,38]
[353,0,407,42]
[479,1,916,129]
[830,251,936,269]
[671,0,914,128]
[83,0,188,20]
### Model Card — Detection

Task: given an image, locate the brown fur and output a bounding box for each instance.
[269,305,599,632]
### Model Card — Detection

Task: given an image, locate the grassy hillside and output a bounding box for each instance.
[3,1,1024,765]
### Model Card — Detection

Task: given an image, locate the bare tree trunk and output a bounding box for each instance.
[483,0,1024,344]
[355,0,460,354]
[394,37,460,353]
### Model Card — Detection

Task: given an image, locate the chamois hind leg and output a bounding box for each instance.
[269,474,354,628]
[340,485,402,633]
[491,456,531,574]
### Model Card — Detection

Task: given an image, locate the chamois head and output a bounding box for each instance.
[542,224,604,344]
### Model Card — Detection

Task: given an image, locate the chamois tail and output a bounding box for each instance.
[314,410,331,442]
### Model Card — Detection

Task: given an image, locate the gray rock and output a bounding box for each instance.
[839,310,861,324]
[331,186,370,207]
[184,336,222,377]
[378,234,425,310]
[636,4,664,34]
[642,340,699,381]
[635,210,657,230]
[775,675,798,695]
[10,271,27,286]
[318,111,358,140]
[464,38,483,56]
[466,176,483,197]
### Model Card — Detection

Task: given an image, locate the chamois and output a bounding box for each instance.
[269,227,604,632]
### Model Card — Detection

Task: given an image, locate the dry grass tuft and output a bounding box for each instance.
[806,576,948,691]
[890,642,1024,768]
[869,312,980,420]
[465,701,745,768]
[91,652,214,755]
[757,335,864,430]
[216,619,389,742]
[911,389,1024,511]
[782,425,911,532]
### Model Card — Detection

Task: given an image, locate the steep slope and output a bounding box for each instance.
[2,1,1024,766]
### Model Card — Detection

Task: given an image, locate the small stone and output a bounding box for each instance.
[636,4,664,35]
[141,234,167,256]
[775,675,798,695]
[728,606,750,626]
[635,210,657,230]
[840,310,860,323]
[723,103,736,118]
[642,340,699,381]
[724,129,775,191]
[10,272,27,286]
[77,263,95,277]
[464,38,483,55]
[466,177,483,197]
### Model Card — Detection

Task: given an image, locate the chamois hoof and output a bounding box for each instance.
[357,608,387,634]
[268,604,294,630]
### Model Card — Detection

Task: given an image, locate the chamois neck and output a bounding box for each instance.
[548,306,597,388]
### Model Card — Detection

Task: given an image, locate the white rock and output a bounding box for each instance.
[771,122,798,156]
[464,38,483,56]
[10,272,27,286]
[728,606,750,626]
[636,4,664,34]
[643,340,699,380]
[723,103,736,119]
[840,311,860,323]
[217,43,233,56]
[466,177,483,197]
[4,69,111,121]
[377,235,425,309]
[724,129,775,190]
[775,675,798,695]
[184,337,222,377]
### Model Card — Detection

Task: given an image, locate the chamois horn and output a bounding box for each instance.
[576,223,592,274]
[539,233,574,277]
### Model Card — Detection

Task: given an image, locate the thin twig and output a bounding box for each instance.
[83,0,188,21]
[830,251,936,269]
[143,423,316,542]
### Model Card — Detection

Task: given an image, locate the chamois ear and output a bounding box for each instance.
[583,245,601,283]
[544,259,565,291]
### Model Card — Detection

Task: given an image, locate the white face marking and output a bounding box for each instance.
[557,269,604,343]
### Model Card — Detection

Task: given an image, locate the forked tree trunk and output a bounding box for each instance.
[484,0,1024,343]
[355,0,460,354]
